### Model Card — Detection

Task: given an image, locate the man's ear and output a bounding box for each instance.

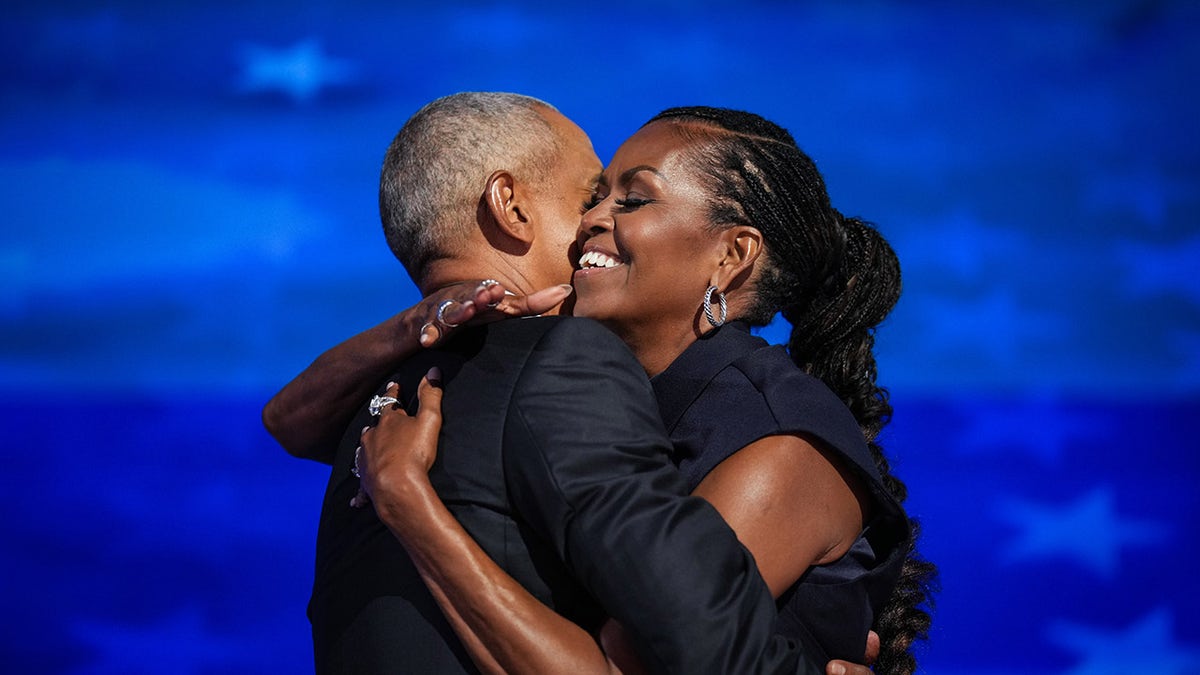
[483,169,535,246]
[711,225,763,292]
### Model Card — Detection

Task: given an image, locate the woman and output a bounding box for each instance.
[356,107,936,674]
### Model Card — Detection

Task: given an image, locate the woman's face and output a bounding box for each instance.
[572,121,730,336]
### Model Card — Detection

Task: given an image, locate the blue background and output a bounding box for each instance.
[3,1,1198,673]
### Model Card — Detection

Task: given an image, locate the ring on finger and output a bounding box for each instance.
[436,300,461,328]
[369,395,401,416]
[480,279,502,308]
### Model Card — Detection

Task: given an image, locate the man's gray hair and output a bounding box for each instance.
[379,92,562,284]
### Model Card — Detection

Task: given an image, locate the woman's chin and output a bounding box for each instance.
[570,295,615,325]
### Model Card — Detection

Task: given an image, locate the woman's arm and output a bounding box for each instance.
[262,281,571,462]
[361,381,875,675]
[690,433,870,597]
[359,379,625,675]
[588,435,870,667]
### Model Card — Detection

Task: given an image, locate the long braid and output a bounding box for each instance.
[649,107,937,674]
[788,217,935,674]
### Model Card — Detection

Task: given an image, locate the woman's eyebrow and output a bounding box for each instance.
[618,165,664,185]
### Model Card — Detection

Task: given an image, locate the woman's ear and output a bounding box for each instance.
[484,170,535,246]
[711,226,763,291]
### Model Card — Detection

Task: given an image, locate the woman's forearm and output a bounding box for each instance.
[263,311,420,463]
[372,471,623,675]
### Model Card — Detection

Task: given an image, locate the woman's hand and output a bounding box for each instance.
[415,280,574,348]
[352,371,444,510]
[825,629,879,675]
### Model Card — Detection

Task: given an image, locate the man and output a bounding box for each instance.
[266,92,870,674]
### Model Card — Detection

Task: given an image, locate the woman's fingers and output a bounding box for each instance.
[417,281,573,348]
[356,375,444,491]
[472,279,507,309]
[359,382,398,465]
[493,284,573,317]
[417,281,500,347]
[416,367,444,421]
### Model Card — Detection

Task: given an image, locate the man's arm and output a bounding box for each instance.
[504,318,820,675]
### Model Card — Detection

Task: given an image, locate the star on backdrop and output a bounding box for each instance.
[1046,608,1200,675]
[995,487,1169,578]
[236,39,357,104]
[4,3,1199,674]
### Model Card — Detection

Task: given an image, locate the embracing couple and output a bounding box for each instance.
[264,93,936,674]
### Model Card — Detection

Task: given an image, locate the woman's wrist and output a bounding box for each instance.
[372,467,441,534]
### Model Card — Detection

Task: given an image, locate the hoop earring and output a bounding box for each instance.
[702,285,727,328]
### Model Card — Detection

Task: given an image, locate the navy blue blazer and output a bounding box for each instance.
[308,316,822,674]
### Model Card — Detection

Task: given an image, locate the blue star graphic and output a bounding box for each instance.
[1047,608,1200,675]
[237,40,356,104]
[995,487,1168,578]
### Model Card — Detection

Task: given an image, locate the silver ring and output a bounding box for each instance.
[436,300,461,328]
[369,394,401,416]
[352,446,362,478]
[480,280,501,308]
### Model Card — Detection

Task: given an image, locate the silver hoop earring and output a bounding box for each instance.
[702,285,727,328]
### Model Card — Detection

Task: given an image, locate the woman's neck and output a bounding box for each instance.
[607,318,711,378]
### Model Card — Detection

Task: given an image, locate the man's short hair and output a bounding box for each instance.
[379,92,563,284]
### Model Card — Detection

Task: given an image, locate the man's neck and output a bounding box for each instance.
[419,258,544,300]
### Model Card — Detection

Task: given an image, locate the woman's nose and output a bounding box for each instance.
[578,203,612,237]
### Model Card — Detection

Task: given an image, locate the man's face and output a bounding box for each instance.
[529,108,604,289]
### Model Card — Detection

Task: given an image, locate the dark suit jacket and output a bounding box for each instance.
[309,316,820,674]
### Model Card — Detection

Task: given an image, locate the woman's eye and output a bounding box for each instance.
[614,196,652,210]
[581,194,603,213]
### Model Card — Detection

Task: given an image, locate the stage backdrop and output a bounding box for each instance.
[2,2,1198,673]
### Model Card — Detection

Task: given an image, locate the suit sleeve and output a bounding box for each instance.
[502,319,821,675]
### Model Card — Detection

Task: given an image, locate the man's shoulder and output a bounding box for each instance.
[490,315,633,359]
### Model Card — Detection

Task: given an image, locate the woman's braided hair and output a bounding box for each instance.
[648,106,936,674]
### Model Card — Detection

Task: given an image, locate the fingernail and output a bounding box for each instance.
[557,284,574,294]
[426,366,442,385]
[386,381,397,389]
[362,426,370,434]
[828,665,845,675]
[419,322,436,347]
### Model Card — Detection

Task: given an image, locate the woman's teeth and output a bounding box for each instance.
[578,251,622,269]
